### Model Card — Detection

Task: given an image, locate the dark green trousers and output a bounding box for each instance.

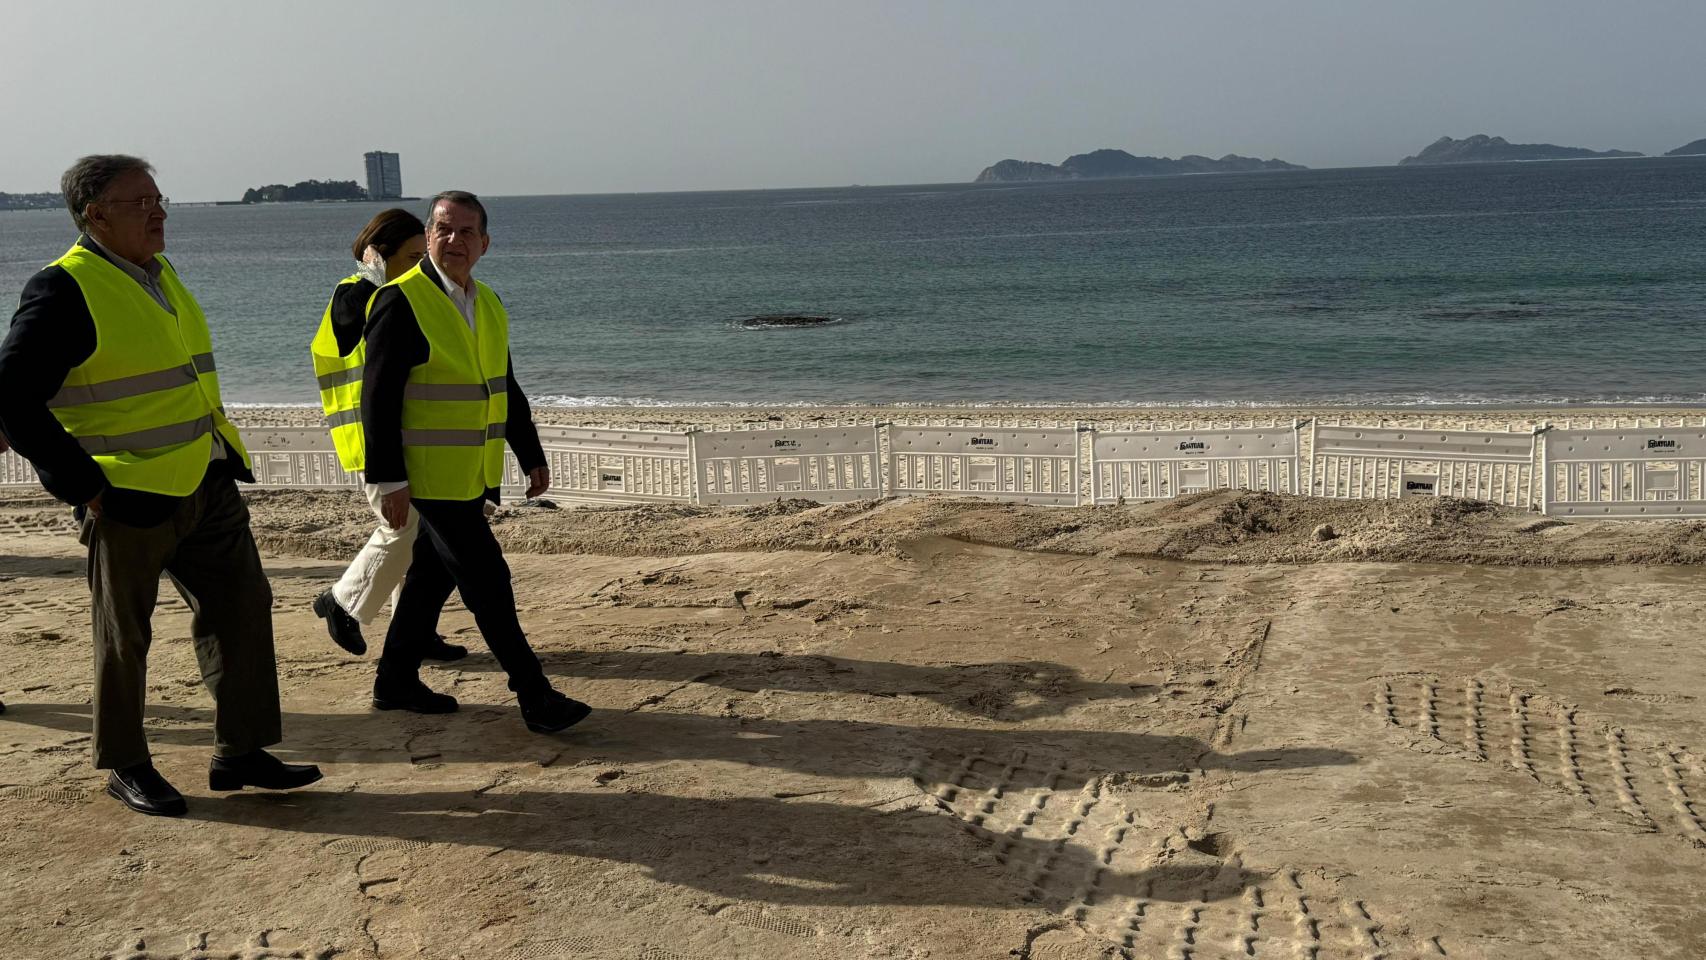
[79,473,281,769]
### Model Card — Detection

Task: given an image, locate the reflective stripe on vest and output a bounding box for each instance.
[399,423,507,447]
[387,263,510,500]
[324,408,362,430]
[76,414,215,455]
[309,275,368,472]
[48,243,250,497]
[48,353,215,408]
[401,376,507,402]
[317,366,361,391]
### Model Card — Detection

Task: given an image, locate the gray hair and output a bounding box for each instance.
[428,190,488,234]
[61,154,154,232]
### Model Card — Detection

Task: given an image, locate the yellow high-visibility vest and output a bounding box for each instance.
[48,243,249,497]
[309,275,368,471]
[388,264,509,500]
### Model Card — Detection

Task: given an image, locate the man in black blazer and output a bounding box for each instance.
[360,190,590,734]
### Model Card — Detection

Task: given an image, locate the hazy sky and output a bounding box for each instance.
[4,0,1703,200]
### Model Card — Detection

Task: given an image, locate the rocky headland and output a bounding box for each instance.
[975,148,1304,182]
[241,178,367,204]
[0,191,62,212]
[1665,138,1706,157]
[1399,134,1641,165]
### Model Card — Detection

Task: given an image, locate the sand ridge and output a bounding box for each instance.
[238,486,1706,568]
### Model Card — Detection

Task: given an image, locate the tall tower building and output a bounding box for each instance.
[363,151,402,200]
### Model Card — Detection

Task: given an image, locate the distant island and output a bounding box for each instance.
[0,191,62,212]
[975,148,1305,183]
[1666,138,1706,157]
[1399,135,1642,166]
[241,179,367,204]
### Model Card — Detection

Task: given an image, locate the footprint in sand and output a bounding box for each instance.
[102,932,330,960]
[913,749,1455,958]
[1372,674,1706,846]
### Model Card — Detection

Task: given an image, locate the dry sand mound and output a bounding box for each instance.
[238,487,1706,567]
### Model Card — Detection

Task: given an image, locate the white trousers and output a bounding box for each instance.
[331,484,418,625]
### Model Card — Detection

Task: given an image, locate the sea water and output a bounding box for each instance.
[3,157,1703,407]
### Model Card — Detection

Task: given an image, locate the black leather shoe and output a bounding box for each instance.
[209,749,323,792]
[420,635,468,662]
[373,673,459,714]
[313,590,366,656]
[107,762,187,816]
[520,688,592,734]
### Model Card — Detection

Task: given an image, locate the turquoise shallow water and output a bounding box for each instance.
[3,157,1704,406]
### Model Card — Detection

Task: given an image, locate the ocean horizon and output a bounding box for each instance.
[5,156,1705,408]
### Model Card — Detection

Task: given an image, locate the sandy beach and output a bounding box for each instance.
[228,403,1706,432]
[2,406,1704,959]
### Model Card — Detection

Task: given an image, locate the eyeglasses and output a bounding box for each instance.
[429,224,482,241]
[99,195,169,212]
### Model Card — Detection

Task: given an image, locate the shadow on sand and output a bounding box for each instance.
[417,648,1155,721]
[191,786,1276,910]
[5,700,1353,914]
[7,701,1354,792]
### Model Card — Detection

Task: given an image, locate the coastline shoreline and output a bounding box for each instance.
[224,402,1706,429]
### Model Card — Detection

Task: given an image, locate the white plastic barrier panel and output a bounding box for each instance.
[691,426,882,506]
[532,426,693,505]
[0,449,41,487]
[244,427,363,487]
[1311,423,1536,508]
[886,425,1080,506]
[1542,427,1706,518]
[0,427,363,491]
[1090,424,1300,503]
[248,426,532,496]
[4,424,690,504]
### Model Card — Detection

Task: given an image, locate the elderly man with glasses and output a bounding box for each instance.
[0,154,321,817]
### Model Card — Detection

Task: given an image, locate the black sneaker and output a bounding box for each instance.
[313,590,366,656]
[520,688,592,734]
[373,672,459,714]
[420,635,468,662]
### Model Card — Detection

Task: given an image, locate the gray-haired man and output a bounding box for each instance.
[0,155,321,816]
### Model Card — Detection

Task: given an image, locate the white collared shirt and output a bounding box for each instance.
[430,256,478,332]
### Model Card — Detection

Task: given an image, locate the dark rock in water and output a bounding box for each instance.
[739,315,840,329]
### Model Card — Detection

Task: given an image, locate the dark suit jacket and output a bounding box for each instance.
[328,277,379,357]
[0,236,253,527]
[360,257,546,501]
